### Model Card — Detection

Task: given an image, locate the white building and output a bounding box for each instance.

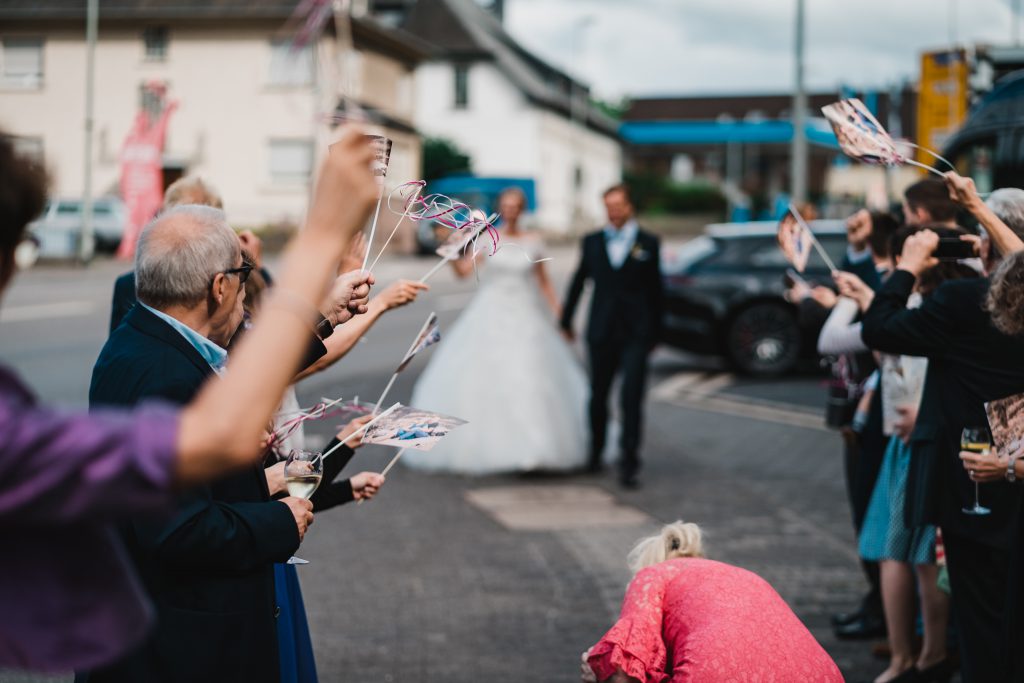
[388,0,622,233]
[0,1,428,232]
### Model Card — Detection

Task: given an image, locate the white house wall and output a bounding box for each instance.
[413,59,621,233]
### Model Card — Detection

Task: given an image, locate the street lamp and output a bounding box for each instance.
[570,15,594,234]
[789,0,807,205]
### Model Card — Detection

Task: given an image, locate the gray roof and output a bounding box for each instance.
[402,0,619,138]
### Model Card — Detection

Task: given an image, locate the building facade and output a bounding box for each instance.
[392,0,622,233]
[0,1,427,230]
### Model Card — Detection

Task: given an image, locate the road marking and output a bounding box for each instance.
[465,484,652,531]
[652,371,826,431]
[0,300,99,323]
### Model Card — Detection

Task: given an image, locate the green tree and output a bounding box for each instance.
[422,137,472,180]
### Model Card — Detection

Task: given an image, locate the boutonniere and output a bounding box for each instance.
[630,243,651,261]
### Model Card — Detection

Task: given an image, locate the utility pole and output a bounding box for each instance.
[1014,0,1020,46]
[79,0,98,263]
[789,0,808,205]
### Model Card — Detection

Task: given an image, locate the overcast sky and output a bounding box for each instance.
[502,0,1020,99]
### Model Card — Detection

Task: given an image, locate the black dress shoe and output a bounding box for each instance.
[833,613,886,640]
[619,471,640,489]
[831,610,860,628]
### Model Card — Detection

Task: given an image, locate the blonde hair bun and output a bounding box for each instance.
[627,520,704,574]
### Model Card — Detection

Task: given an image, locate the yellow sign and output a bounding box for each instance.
[917,49,968,168]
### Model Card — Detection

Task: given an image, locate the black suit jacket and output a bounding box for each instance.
[561,228,664,345]
[862,270,1024,548]
[110,270,328,371]
[89,306,297,683]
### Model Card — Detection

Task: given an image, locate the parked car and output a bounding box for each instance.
[28,197,127,258]
[661,220,848,376]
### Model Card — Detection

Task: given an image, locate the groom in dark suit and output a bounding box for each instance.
[561,184,663,488]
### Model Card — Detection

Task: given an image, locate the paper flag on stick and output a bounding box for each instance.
[822,98,905,166]
[777,208,814,273]
[367,134,393,188]
[396,313,441,373]
[435,216,494,261]
[986,392,1024,459]
[361,404,468,452]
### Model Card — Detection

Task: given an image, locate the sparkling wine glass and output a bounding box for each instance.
[284,450,323,565]
[961,427,992,516]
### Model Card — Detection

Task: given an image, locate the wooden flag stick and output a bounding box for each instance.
[789,203,837,273]
[367,185,424,273]
[321,402,400,460]
[373,372,399,415]
[357,447,407,505]
[361,193,385,271]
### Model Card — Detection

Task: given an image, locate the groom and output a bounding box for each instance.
[561,184,663,488]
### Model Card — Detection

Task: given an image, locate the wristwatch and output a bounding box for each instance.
[314,314,334,341]
[1007,453,1018,483]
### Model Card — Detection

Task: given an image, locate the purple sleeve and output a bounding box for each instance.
[0,399,180,525]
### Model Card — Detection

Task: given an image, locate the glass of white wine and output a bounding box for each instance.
[962,427,992,516]
[284,449,323,565]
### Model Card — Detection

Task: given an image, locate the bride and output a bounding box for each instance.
[403,188,589,474]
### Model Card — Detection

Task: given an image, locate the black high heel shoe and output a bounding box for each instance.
[914,658,956,683]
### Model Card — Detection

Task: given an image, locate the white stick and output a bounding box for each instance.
[789,203,838,273]
[381,449,406,477]
[361,193,385,271]
[367,186,423,273]
[903,158,947,179]
[373,372,399,415]
[321,402,401,460]
[419,257,450,284]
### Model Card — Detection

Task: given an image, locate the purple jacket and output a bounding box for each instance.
[0,365,179,672]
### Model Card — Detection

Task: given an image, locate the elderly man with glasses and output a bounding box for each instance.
[82,204,371,683]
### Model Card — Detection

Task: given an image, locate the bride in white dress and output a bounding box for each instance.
[403,188,589,474]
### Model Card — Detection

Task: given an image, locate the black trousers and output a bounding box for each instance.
[588,337,650,474]
[943,531,1012,683]
[846,390,886,614]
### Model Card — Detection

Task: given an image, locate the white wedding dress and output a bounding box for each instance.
[403,235,589,474]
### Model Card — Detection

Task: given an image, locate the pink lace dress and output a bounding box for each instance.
[588,559,843,683]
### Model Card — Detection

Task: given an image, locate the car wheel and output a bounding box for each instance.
[725,303,801,376]
[13,237,40,270]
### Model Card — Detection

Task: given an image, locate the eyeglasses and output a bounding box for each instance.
[221,264,253,285]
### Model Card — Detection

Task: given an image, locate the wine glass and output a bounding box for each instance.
[284,449,323,565]
[961,427,992,516]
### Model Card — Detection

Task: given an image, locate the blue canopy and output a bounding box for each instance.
[620,119,840,149]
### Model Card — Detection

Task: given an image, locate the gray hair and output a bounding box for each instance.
[163,175,224,210]
[135,204,239,309]
[986,188,1024,241]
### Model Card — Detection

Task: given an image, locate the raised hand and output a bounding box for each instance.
[944,171,982,210]
[321,270,375,326]
[833,271,875,312]
[898,230,940,278]
[349,472,385,501]
[845,209,872,251]
[336,414,374,448]
[308,127,378,241]
[375,280,429,312]
[280,496,314,541]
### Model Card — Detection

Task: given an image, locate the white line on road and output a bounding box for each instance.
[0,300,99,323]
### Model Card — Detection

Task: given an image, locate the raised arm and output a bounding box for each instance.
[861,231,955,358]
[945,171,1024,256]
[175,128,378,486]
[587,566,669,683]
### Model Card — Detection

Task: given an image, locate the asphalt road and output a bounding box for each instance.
[0,247,891,682]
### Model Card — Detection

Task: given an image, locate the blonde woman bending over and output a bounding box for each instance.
[582,522,843,683]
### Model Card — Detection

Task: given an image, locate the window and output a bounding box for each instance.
[453,63,469,109]
[269,140,314,184]
[2,38,43,88]
[269,40,314,86]
[11,135,43,163]
[143,27,169,61]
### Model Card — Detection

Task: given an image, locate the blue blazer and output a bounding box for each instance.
[89,305,297,683]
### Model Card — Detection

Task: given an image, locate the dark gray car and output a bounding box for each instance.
[661,220,848,376]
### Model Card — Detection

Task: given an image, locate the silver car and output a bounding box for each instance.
[28,197,127,258]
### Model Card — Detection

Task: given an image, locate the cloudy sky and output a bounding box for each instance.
[502,0,1020,98]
